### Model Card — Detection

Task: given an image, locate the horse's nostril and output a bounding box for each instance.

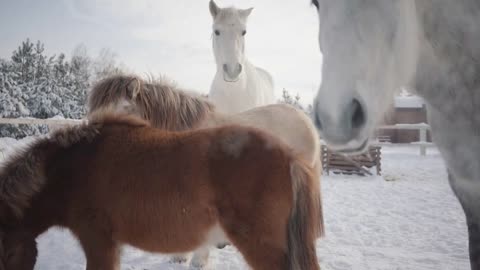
[351,98,366,129]
[238,64,243,74]
[223,64,228,73]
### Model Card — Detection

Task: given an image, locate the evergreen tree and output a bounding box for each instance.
[11,39,36,83]
[92,48,124,82]
[0,39,125,138]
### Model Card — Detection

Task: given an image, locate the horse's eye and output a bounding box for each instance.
[214,30,220,36]
[312,0,319,9]
[242,30,247,36]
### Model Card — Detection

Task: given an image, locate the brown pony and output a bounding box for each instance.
[0,112,322,270]
[87,75,324,267]
[88,74,323,267]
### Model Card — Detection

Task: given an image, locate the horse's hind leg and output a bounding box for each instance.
[224,224,288,270]
[72,225,120,270]
[220,212,289,270]
[448,172,480,270]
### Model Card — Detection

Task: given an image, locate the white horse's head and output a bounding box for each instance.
[210,0,253,82]
[312,0,419,153]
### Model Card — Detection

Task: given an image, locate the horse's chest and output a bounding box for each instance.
[210,78,264,113]
[428,105,480,182]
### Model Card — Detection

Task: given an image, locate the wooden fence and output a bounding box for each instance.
[321,145,382,176]
[377,123,433,156]
[0,118,84,130]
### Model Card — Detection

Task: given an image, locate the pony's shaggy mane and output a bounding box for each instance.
[0,123,101,221]
[88,74,215,131]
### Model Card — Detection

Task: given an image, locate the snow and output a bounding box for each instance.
[0,139,469,270]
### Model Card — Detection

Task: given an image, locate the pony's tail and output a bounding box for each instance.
[287,158,324,270]
[0,123,99,221]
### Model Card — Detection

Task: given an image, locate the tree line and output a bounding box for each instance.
[0,39,124,137]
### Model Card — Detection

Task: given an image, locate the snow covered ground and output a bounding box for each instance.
[0,138,469,270]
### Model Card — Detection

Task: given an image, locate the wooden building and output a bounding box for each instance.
[377,95,432,143]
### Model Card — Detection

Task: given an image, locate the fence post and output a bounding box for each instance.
[419,128,427,156]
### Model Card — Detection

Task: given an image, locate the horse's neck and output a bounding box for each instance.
[412,0,480,122]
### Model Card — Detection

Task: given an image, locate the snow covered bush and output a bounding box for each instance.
[278,88,313,116]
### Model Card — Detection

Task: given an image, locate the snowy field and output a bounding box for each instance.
[0,138,469,270]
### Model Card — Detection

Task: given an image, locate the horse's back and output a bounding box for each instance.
[224,104,320,166]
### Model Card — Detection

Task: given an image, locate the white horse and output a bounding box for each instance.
[311,0,480,268]
[208,0,275,114]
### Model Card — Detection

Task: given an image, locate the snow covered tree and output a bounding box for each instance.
[0,39,125,138]
[11,39,36,83]
[279,88,304,110]
[92,48,125,82]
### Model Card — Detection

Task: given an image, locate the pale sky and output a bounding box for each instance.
[0,0,322,104]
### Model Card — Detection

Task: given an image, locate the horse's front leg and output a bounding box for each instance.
[2,231,38,270]
[448,172,480,270]
[466,218,480,270]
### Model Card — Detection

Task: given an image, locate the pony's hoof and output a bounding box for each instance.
[169,255,188,264]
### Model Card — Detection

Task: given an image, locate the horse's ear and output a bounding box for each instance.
[209,0,220,18]
[128,78,142,100]
[240,7,254,19]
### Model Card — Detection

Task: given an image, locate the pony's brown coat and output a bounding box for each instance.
[0,113,321,270]
[0,123,99,220]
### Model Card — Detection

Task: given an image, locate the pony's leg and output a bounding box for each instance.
[220,218,288,270]
[190,246,210,268]
[73,226,120,270]
[448,172,480,270]
[467,219,480,270]
[227,231,287,270]
[3,231,38,270]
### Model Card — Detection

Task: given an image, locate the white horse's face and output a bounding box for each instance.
[312,0,418,153]
[210,0,253,82]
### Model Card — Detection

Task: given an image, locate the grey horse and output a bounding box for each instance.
[311,0,480,269]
